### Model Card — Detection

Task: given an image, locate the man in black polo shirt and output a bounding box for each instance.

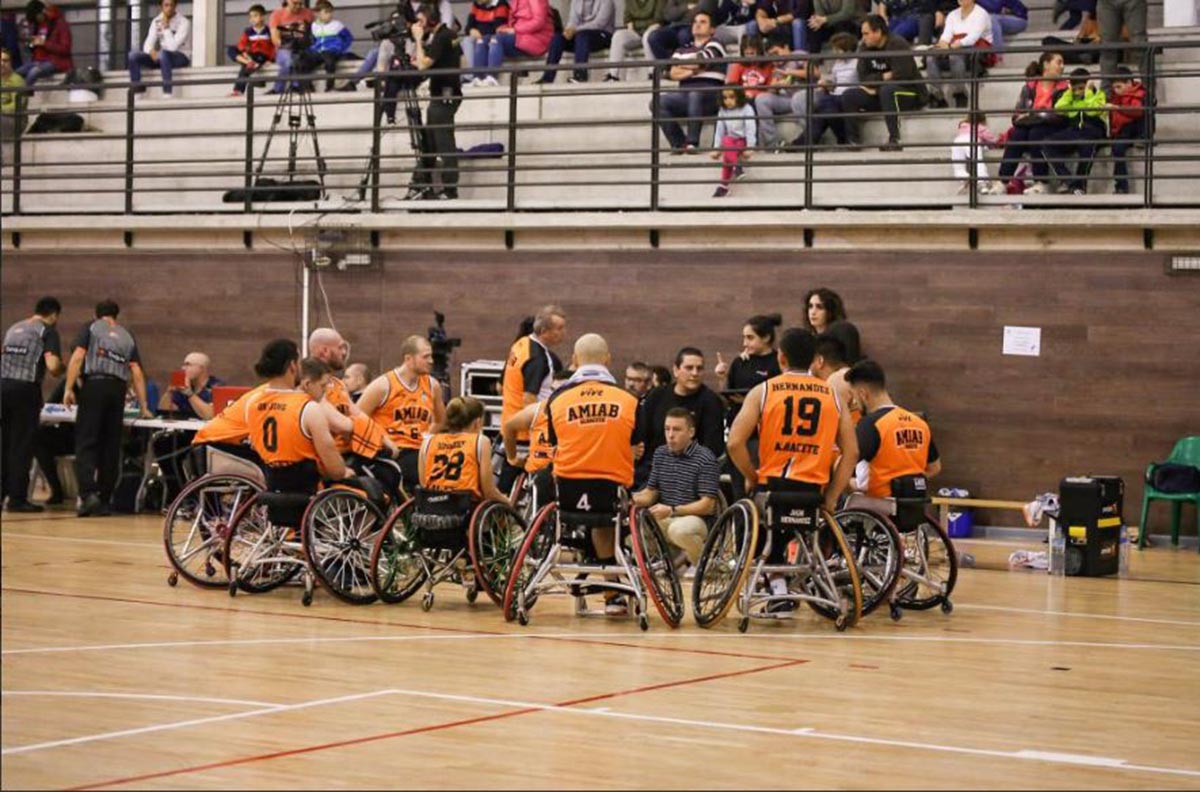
[839,14,927,151]
[1,296,64,512]
[635,346,725,486]
[64,300,152,517]
[411,2,463,200]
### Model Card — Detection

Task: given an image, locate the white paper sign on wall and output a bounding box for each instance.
[1003,326,1042,357]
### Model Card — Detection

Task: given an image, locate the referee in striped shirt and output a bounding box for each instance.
[633,407,721,567]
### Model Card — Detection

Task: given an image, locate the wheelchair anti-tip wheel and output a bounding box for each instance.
[692,500,759,629]
[835,508,903,618]
[370,499,428,604]
[630,506,685,628]
[469,500,527,607]
[503,502,559,623]
[302,488,387,605]
[164,473,262,589]
[894,513,958,611]
[222,493,303,594]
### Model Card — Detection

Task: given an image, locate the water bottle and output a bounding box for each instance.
[1118,527,1130,577]
[1048,518,1066,577]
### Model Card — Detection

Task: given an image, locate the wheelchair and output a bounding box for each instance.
[692,485,863,632]
[503,479,685,631]
[840,475,957,620]
[370,489,527,610]
[163,446,266,589]
[222,476,391,606]
[508,466,556,526]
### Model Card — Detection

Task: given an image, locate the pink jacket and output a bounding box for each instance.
[509,0,553,56]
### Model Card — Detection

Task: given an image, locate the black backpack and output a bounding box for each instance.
[1149,463,1200,494]
[26,111,85,134]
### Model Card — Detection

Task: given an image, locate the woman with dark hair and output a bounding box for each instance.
[801,288,847,335]
[714,313,783,398]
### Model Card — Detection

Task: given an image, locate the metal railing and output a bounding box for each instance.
[1,37,1198,215]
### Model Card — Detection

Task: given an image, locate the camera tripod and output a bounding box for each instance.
[355,75,429,203]
[253,74,328,198]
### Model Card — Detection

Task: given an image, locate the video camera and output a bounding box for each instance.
[277,21,312,49]
[427,311,462,397]
[365,12,407,42]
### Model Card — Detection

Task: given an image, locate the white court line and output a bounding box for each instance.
[2,690,282,708]
[380,687,1200,780]
[954,603,1200,627]
[0,689,396,757]
[1,633,545,656]
[754,634,1200,651]
[0,533,159,549]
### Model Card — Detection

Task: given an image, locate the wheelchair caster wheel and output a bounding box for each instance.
[302,591,313,607]
[639,614,650,632]
[737,617,750,634]
[890,605,902,622]
[941,599,953,614]
[834,614,849,632]
[422,593,434,612]
[466,587,478,604]
[228,581,238,598]
[167,571,179,587]
[517,609,529,626]
[204,563,217,578]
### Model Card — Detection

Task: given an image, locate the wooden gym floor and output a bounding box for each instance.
[2,510,1198,790]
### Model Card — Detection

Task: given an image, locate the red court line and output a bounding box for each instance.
[72,658,806,790]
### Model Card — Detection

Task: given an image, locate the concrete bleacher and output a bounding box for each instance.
[2,23,1197,213]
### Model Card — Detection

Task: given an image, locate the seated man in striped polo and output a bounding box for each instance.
[633,407,722,570]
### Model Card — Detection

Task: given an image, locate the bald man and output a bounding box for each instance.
[159,351,222,420]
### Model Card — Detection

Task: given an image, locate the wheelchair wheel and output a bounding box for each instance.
[469,500,527,607]
[630,506,684,628]
[895,514,958,610]
[370,499,427,604]
[302,489,386,605]
[692,500,758,629]
[801,511,864,628]
[163,473,261,589]
[503,502,558,623]
[835,508,903,618]
[222,494,302,594]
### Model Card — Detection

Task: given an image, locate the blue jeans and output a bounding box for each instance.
[744,18,806,51]
[1111,118,1145,191]
[647,23,692,59]
[16,59,59,86]
[128,49,190,94]
[654,85,721,149]
[990,14,1027,49]
[1059,0,1096,29]
[540,29,612,82]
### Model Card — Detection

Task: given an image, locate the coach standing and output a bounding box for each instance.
[1,296,64,512]
[63,300,152,517]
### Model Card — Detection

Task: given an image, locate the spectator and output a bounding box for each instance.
[494,0,555,64]
[1,48,25,142]
[976,0,1026,50]
[536,0,616,83]
[997,51,1068,194]
[268,0,316,95]
[604,0,662,81]
[1044,66,1107,194]
[635,346,725,484]
[654,11,727,154]
[727,34,774,99]
[804,0,859,53]
[792,31,857,146]
[1107,65,1145,194]
[840,15,926,151]
[624,360,653,397]
[18,0,70,87]
[1054,0,1096,30]
[309,0,354,92]
[713,312,783,399]
[753,35,813,149]
[748,0,802,50]
[228,4,275,97]
[1042,13,1101,65]
[950,109,1000,193]
[924,0,992,110]
[801,286,847,334]
[128,0,191,99]
[633,407,721,567]
[710,86,756,197]
[461,0,510,86]
[1,12,21,70]
[336,8,405,92]
[650,364,673,388]
[875,0,924,44]
[344,361,371,399]
[412,2,462,199]
[1097,0,1146,86]
[647,0,732,58]
[158,352,221,420]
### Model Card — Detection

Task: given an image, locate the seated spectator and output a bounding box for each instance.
[710,86,756,197]
[803,0,858,52]
[950,110,1000,193]
[840,15,926,150]
[343,361,371,400]
[924,0,991,110]
[1107,66,1145,195]
[653,11,727,154]
[650,364,673,389]
[1044,67,1106,194]
[792,31,857,146]
[128,0,191,99]
[727,34,773,96]
[536,0,616,83]
[997,51,1068,194]
[18,0,71,87]
[875,0,924,44]
[309,0,354,92]
[635,346,726,485]
[646,0,700,59]
[158,352,222,420]
[1,48,25,141]
[1053,0,1095,30]
[1,13,21,71]
[461,0,510,86]
[753,34,814,149]
[633,407,721,569]
[228,4,275,97]
[975,0,1026,50]
[625,360,653,398]
[493,0,555,66]
[269,0,316,94]
[603,0,660,81]
[801,286,847,334]
[748,0,802,51]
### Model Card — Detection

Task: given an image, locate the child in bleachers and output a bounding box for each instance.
[228,4,275,97]
[1045,66,1106,194]
[711,87,756,198]
[793,31,856,147]
[309,0,354,92]
[462,0,510,86]
[1107,66,1145,195]
[726,35,773,99]
[950,110,1000,194]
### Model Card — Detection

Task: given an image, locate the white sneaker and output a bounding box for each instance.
[956,180,969,195]
[470,77,485,87]
[1025,183,1046,194]
[160,92,175,100]
[483,75,500,87]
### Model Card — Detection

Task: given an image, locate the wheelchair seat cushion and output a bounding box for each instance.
[412,489,476,550]
[555,478,622,528]
[762,480,823,532]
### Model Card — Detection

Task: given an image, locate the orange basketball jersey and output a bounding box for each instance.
[247,389,320,467]
[501,335,548,442]
[420,432,484,498]
[865,407,932,498]
[324,376,355,453]
[547,380,638,486]
[757,371,841,487]
[192,383,267,446]
[371,370,436,450]
[525,401,555,474]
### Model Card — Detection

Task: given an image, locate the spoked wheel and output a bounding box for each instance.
[302,489,386,605]
[895,514,958,611]
[502,503,558,623]
[629,506,684,628]
[163,473,262,589]
[801,511,864,628]
[370,499,427,604]
[835,508,903,618]
[692,500,758,629]
[222,494,303,594]
[468,501,527,607]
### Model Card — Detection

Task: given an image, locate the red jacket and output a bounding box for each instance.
[236,24,276,61]
[1109,81,1145,137]
[30,4,73,72]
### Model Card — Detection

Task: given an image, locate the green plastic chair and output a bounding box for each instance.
[1137,436,1200,552]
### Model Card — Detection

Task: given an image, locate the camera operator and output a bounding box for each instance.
[411,2,462,200]
[268,0,315,94]
[336,10,405,92]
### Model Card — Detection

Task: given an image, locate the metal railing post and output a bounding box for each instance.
[370,77,383,213]
[243,84,255,214]
[803,53,814,211]
[124,86,135,214]
[12,88,25,215]
[649,65,661,211]
[506,67,519,211]
[968,50,978,210]
[1142,42,1156,208]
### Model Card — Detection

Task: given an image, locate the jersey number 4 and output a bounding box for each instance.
[781,396,822,437]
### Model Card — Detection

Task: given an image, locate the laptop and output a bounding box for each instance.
[211,386,251,414]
